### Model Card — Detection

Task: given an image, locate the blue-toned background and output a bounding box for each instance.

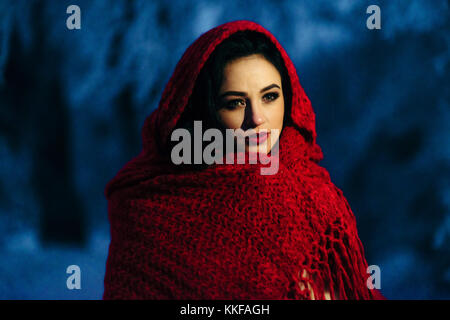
[0,0,448,299]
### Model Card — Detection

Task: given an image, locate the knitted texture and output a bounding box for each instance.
[103,20,385,300]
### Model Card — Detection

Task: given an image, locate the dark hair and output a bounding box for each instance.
[175,30,293,134]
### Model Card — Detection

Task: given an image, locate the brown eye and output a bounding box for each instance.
[225,99,246,110]
[263,92,279,103]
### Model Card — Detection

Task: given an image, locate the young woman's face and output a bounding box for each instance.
[217,54,285,154]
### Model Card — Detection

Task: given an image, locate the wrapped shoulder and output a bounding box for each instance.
[300,162,359,231]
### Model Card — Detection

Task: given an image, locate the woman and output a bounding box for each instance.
[103,20,385,300]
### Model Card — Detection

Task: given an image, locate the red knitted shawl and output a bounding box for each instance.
[103,20,385,300]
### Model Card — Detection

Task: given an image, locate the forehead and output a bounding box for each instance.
[220,54,281,90]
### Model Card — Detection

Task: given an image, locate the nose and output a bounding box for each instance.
[242,99,265,130]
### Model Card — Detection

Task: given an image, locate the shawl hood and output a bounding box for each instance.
[105,20,323,200]
[150,20,321,155]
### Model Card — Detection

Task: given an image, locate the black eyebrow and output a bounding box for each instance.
[219,83,281,99]
[260,83,280,93]
[219,91,246,98]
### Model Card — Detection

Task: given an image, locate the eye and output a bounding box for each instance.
[224,99,246,110]
[262,92,279,103]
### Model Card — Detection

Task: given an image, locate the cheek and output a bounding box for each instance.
[270,99,285,129]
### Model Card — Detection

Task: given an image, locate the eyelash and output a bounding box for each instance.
[226,99,246,109]
[263,92,279,102]
[224,92,280,110]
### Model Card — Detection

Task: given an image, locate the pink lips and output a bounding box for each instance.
[247,131,270,145]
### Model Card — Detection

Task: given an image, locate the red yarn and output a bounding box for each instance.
[103,20,385,300]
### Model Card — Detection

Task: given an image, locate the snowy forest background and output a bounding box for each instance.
[0,0,449,299]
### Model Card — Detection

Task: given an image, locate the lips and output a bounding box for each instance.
[246,130,270,145]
